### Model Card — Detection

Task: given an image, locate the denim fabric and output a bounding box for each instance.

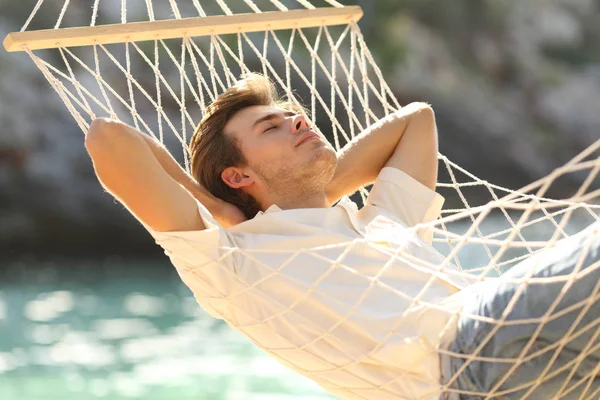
[445,222,600,399]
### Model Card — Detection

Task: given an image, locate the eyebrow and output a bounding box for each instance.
[251,110,296,130]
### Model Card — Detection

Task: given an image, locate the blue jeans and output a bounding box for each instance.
[445,222,600,399]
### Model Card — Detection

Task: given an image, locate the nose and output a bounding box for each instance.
[290,114,310,135]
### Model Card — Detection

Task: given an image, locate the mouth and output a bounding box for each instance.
[295,131,321,147]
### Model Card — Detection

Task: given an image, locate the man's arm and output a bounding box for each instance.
[326,102,438,204]
[85,118,245,232]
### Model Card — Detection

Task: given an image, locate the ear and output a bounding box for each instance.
[221,166,254,189]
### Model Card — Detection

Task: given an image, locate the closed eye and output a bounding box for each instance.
[263,125,278,133]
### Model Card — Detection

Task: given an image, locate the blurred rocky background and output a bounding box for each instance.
[1,0,599,258]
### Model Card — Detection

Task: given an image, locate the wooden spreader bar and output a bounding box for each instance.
[3,6,363,52]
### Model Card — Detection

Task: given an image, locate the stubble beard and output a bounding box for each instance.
[254,145,337,201]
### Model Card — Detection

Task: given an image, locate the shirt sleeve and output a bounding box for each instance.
[142,199,237,314]
[366,167,445,243]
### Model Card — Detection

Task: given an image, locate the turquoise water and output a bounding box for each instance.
[0,259,334,400]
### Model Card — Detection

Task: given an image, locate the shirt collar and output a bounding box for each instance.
[254,195,357,217]
[337,195,359,213]
[263,204,282,215]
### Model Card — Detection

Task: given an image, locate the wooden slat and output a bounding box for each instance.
[3,6,363,52]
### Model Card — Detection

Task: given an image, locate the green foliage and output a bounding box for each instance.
[542,44,600,66]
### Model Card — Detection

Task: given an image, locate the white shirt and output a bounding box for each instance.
[146,167,475,400]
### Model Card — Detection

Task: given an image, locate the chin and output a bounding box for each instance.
[311,146,337,179]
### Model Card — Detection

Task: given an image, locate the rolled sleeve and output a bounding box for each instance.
[143,199,237,315]
[145,199,221,261]
[194,198,220,230]
[366,167,445,242]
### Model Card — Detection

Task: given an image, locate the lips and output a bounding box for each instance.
[295,131,321,147]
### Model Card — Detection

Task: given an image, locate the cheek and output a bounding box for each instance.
[249,139,295,163]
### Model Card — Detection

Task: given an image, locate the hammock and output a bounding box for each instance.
[4,1,599,399]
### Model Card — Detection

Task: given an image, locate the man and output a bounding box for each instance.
[85,73,599,399]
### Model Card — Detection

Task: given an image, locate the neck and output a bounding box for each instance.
[261,190,330,211]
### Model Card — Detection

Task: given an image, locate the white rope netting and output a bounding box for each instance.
[7,1,600,399]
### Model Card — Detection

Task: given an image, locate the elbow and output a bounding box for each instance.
[85,118,114,153]
[419,105,436,134]
[410,102,436,131]
[396,102,435,123]
[87,118,112,139]
[85,118,135,157]
[414,102,435,119]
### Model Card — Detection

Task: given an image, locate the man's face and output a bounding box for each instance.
[223,105,337,198]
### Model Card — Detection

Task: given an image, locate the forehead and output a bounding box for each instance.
[225,105,283,139]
